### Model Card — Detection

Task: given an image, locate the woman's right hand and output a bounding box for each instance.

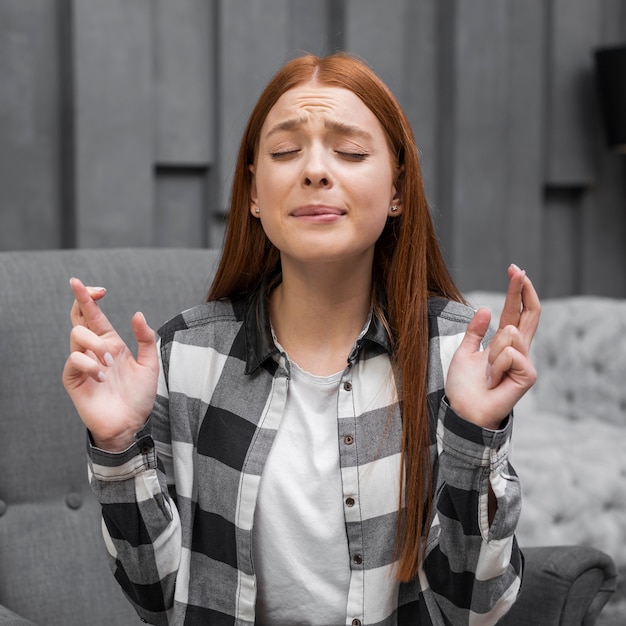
[62,277,159,452]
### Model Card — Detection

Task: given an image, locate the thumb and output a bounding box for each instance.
[132,312,158,371]
[458,307,491,354]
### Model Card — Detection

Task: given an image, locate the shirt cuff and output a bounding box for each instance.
[87,419,157,482]
[437,397,513,470]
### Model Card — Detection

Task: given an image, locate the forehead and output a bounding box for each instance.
[261,82,386,138]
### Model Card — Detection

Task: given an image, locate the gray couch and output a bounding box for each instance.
[0,248,617,625]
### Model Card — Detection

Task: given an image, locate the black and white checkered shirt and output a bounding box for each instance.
[89,285,523,625]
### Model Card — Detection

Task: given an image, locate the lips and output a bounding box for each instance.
[290,205,345,217]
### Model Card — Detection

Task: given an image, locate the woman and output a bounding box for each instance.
[63,53,540,625]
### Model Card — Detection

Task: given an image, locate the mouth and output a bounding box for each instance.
[290,205,346,218]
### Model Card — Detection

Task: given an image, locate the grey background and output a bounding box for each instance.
[1,0,625,297]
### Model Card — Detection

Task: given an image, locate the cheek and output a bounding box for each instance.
[254,169,288,207]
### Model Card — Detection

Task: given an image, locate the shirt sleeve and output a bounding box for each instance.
[418,399,523,625]
[87,336,180,626]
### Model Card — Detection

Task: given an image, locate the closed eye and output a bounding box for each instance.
[270,150,300,160]
[337,151,368,161]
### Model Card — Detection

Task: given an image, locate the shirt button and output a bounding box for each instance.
[343,381,353,392]
[352,620,362,626]
[343,435,354,445]
[345,497,355,507]
[353,554,363,565]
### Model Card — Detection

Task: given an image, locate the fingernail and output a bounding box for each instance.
[510,263,522,272]
[104,352,115,367]
[137,312,146,323]
[97,371,106,383]
[90,286,106,293]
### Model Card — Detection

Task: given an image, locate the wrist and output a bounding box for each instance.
[89,430,137,453]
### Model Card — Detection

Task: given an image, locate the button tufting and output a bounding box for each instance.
[66,492,83,510]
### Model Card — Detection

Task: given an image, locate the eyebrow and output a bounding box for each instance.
[264,115,373,141]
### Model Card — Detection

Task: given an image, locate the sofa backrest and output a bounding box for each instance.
[466,291,626,428]
[0,248,219,626]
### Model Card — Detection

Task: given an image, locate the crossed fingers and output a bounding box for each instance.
[488,265,541,388]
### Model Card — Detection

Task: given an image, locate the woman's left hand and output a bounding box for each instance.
[445,264,541,430]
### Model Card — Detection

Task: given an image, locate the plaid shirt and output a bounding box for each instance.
[89,285,522,625]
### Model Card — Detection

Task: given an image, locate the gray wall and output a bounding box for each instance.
[1,0,625,297]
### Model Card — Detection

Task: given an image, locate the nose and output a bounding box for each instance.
[302,145,332,188]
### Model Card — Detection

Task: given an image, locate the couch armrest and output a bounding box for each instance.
[497,545,618,626]
[0,605,36,626]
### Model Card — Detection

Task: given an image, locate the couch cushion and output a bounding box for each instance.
[0,248,219,625]
[530,296,626,428]
[511,408,626,569]
[466,291,626,576]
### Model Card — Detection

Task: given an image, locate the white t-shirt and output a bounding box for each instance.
[252,360,351,625]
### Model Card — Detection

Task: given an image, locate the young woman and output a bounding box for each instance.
[63,53,540,626]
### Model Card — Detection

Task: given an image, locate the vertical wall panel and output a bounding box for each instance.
[1,1,625,297]
[402,0,439,208]
[345,0,408,101]
[287,0,336,56]
[545,0,601,186]
[543,188,583,297]
[345,0,440,206]
[581,0,626,296]
[504,1,546,287]
[581,155,626,297]
[73,0,154,247]
[154,0,215,166]
[600,0,626,43]
[448,0,511,290]
[0,0,61,250]
[155,169,207,248]
[217,0,291,210]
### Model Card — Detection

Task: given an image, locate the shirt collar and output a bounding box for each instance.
[242,278,393,375]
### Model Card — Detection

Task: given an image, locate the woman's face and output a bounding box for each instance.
[249,81,401,269]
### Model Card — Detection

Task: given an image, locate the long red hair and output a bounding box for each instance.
[208,53,463,581]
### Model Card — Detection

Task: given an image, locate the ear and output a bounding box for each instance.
[249,164,260,217]
[390,189,403,216]
[390,164,405,215]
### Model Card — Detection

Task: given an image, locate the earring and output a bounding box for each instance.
[254,207,260,214]
[390,205,399,213]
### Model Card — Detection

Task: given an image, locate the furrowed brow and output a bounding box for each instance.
[324,119,373,141]
[264,116,373,142]
[265,115,308,138]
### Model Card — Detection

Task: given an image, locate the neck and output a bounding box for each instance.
[269,258,373,376]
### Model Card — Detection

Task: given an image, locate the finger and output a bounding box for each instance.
[488,346,537,390]
[487,325,529,363]
[518,273,541,343]
[457,307,492,355]
[63,350,107,386]
[69,285,107,327]
[69,277,115,334]
[69,325,114,366]
[87,286,107,301]
[498,264,525,330]
[131,312,159,375]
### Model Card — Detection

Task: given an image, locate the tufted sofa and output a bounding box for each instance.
[467,291,626,625]
[0,248,617,625]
